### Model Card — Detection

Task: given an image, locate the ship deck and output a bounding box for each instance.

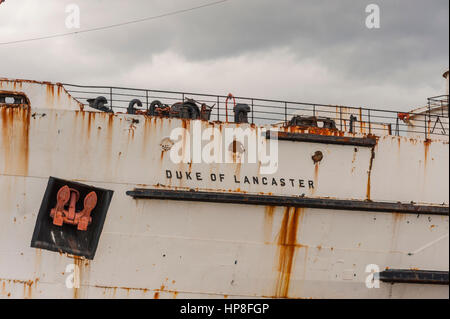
[61,83,449,140]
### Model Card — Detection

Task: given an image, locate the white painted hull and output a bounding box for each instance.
[0,79,448,299]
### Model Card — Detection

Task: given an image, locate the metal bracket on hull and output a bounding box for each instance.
[379,269,449,285]
[126,188,449,216]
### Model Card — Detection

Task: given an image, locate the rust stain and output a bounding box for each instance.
[285,125,346,137]
[390,213,405,252]
[87,112,94,136]
[424,139,431,165]
[274,207,305,298]
[0,106,30,176]
[0,278,38,299]
[312,163,319,195]
[72,256,90,299]
[235,161,241,177]
[102,113,114,170]
[142,117,152,155]
[366,147,375,201]
[181,119,189,162]
[24,279,35,299]
[73,257,82,299]
[314,163,319,181]
[46,83,55,106]
[352,148,357,164]
[128,120,137,138]
[264,206,275,244]
[153,292,160,299]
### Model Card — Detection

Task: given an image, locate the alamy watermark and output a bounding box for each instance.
[65,263,80,289]
[65,4,80,29]
[165,123,279,175]
[365,4,380,29]
[365,264,380,288]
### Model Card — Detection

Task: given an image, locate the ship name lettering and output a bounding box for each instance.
[165,170,314,189]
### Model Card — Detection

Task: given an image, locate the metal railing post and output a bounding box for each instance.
[217,96,220,121]
[109,87,113,111]
[395,117,399,136]
[284,102,287,123]
[251,99,254,124]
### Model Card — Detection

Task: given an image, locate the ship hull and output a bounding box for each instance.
[0,80,448,299]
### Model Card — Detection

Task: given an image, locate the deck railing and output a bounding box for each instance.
[62,83,449,139]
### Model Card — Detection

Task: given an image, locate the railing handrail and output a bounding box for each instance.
[62,82,449,118]
[61,83,449,139]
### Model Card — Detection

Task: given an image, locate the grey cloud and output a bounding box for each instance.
[0,0,448,109]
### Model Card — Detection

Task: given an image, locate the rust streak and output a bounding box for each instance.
[87,112,94,136]
[274,207,304,298]
[424,139,431,165]
[0,106,30,176]
[390,213,405,252]
[46,84,55,106]
[72,256,90,299]
[312,163,319,195]
[366,146,375,201]
[264,206,275,244]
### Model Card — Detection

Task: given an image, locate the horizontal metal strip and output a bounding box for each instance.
[126,189,448,215]
[266,131,377,147]
[379,269,449,285]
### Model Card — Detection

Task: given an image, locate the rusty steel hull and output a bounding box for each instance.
[0,79,449,299]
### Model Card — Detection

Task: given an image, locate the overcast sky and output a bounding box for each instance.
[0,0,448,111]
